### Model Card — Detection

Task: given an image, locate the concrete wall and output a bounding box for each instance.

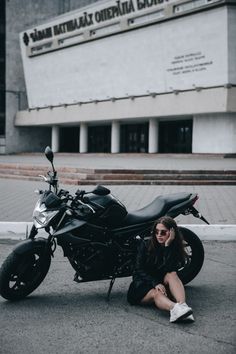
[16,87,230,126]
[5,0,100,153]
[228,6,236,84]
[20,5,228,108]
[192,113,236,153]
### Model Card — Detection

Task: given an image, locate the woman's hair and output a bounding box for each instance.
[148,216,187,261]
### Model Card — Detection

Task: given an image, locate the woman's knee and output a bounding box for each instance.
[163,271,178,285]
[141,288,157,304]
[153,288,164,300]
[149,288,159,300]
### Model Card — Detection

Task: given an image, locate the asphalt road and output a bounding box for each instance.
[0,240,235,354]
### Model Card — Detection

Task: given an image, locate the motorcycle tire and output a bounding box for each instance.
[177,227,204,285]
[0,249,51,301]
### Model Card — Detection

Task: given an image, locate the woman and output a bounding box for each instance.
[127,216,194,323]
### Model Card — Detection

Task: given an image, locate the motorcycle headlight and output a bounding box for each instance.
[33,200,59,229]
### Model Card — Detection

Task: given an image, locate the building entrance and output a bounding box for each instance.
[59,127,80,152]
[88,125,111,152]
[121,123,148,153]
[159,120,192,153]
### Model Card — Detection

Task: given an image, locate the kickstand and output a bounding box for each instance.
[106,277,116,302]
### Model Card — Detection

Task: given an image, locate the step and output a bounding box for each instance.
[0,170,235,182]
[0,167,235,180]
[0,163,235,185]
[1,174,235,185]
[81,173,236,181]
[62,179,236,186]
[0,168,88,180]
[0,173,42,182]
[0,163,236,176]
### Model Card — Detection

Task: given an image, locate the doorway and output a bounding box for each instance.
[159,120,192,153]
[59,127,80,152]
[120,123,148,153]
[88,125,111,152]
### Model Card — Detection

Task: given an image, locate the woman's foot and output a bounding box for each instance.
[170,302,193,322]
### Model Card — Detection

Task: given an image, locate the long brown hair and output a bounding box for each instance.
[148,216,187,262]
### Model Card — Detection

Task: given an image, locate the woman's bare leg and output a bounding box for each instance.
[141,288,176,311]
[164,272,186,303]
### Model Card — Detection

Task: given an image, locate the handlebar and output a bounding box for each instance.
[38,170,98,215]
[39,171,58,194]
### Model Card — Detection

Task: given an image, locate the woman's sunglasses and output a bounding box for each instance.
[155,229,169,236]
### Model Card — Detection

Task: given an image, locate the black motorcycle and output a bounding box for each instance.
[0,147,209,301]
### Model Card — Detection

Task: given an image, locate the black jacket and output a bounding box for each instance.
[132,241,182,288]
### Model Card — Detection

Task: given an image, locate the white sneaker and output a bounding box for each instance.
[178,303,195,322]
[180,302,192,310]
[170,303,193,323]
[184,314,195,322]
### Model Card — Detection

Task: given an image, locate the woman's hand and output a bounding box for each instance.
[165,227,175,247]
[155,284,167,296]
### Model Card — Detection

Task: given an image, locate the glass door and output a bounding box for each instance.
[121,123,148,153]
[159,120,192,153]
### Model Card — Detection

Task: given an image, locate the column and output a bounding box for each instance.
[51,125,59,152]
[80,122,88,153]
[148,118,158,153]
[111,121,120,153]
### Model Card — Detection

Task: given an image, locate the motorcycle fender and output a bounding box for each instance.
[13,238,49,256]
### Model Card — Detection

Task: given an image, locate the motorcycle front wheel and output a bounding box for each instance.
[177,227,204,285]
[0,249,51,301]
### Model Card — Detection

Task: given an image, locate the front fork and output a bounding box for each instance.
[28,224,38,239]
[28,225,56,257]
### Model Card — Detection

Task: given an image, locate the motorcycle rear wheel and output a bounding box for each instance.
[0,249,51,301]
[177,227,204,285]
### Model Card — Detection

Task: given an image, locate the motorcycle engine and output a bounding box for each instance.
[68,243,111,280]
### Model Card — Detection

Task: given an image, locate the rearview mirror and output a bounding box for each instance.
[45,146,54,163]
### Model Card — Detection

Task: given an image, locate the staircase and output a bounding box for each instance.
[0,163,235,185]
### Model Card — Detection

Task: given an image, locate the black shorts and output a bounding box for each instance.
[127,281,154,305]
[127,269,168,305]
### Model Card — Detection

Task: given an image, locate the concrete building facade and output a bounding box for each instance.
[2,0,236,154]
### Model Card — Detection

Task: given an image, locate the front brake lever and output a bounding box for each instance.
[38,175,49,183]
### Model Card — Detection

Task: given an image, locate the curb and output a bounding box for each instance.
[0,222,235,241]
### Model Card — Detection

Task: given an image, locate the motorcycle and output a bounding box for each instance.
[0,147,209,301]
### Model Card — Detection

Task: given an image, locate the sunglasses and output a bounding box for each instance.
[155,229,169,236]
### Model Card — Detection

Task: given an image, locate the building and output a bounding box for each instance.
[0,0,5,152]
[2,0,236,154]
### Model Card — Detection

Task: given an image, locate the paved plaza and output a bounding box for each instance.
[0,153,235,225]
[0,178,236,226]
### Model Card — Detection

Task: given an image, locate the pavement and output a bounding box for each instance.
[0,153,235,240]
[0,240,235,353]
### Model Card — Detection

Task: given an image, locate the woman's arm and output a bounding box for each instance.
[133,242,162,287]
[163,243,181,273]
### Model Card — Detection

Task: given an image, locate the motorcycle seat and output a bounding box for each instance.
[120,193,192,226]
